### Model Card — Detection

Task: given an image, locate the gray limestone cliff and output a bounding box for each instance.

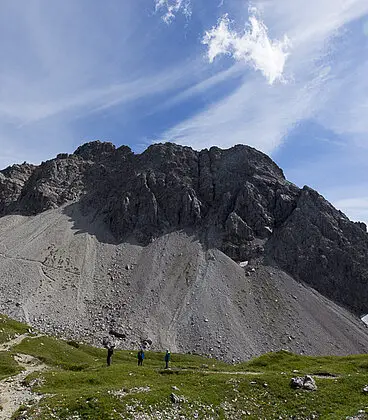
[1,141,367,314]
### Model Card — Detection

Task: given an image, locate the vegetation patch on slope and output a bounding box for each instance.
[0,315,367,419]
[0,314,28,344]
[0,352,21,380]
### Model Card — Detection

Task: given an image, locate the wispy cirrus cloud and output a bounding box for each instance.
[1,0,368,225]
[159,0,368,154]
[202,8,291,84]
[0,66,195,127]
[154,0,368,225]
[0,1,197,168]
[154,0,192,24]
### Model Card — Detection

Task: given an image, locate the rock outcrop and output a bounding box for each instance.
[0,141,367,317]
[290,375,317,391]
[0,163,36,214]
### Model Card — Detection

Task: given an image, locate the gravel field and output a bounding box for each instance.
[0,204,367,362]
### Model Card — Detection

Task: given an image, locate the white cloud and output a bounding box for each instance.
[316,59,368,144]
[159,73,322,153]
[153,61,246,114]
[0,1,199,168]
[0,67,195,128]
[159,0,368,155]
[202,8,291,84]
[1,0,368,204]
[155,0,192,24]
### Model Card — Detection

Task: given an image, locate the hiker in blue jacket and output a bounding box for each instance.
[138,349,145,366]
[164,349,171,369]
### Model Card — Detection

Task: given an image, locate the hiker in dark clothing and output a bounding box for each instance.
[164,349,171,369]
[107,344,115,366]
[103,337,115,367]
[137,349,145,366]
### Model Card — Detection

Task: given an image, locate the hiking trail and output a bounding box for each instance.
[0,334,47,420]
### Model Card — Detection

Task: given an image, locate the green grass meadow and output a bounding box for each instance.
[0,315,367,419]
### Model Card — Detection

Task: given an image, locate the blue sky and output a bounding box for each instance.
[0,0,368,224]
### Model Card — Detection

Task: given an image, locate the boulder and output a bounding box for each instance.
[170,393,186,404]
[109,330,127,340]
[290,375,317,391]
[290,377,304,389]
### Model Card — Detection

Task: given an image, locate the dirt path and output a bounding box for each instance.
[0,335,47,420]
[0,333,30,352]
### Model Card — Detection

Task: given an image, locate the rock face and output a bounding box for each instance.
[0,140,368,361]
[0,163,36,214]
[1,141,366,316]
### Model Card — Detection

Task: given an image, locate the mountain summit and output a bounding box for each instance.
[0,141,367,360]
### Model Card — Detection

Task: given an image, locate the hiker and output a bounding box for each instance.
[164,349,171,369]
[107,343,115,366]
[103,337,115,367]
[137,349,145,366]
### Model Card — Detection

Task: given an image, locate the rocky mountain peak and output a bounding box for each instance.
[0,141,367,316]
[73,140,117,161]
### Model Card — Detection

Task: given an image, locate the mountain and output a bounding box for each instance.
[0,141,367,361]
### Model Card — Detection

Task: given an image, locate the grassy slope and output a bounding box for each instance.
[0,352,21,380]
[0,314,29,344]
[0,315,367,419]
[0,314,29,379]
